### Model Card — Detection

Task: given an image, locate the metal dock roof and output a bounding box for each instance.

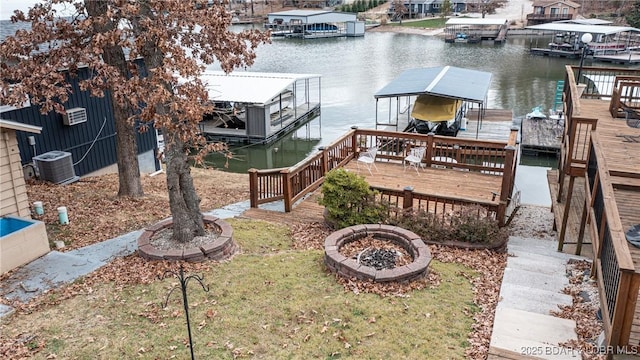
[200,71,321,105]
[267,10,357,24]
[374,66,492,104]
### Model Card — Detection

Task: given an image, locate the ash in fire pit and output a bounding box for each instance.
[356,248,403,270]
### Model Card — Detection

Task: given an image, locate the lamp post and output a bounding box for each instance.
[577,32,593,84]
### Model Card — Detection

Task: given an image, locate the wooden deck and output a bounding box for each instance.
[520,117,562,156]
[244,158,504,223]
[342,159,503,205]
[556,77,640,349]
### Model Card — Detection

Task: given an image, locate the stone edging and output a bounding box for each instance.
[324,224,431,283]
[137,215,236,262]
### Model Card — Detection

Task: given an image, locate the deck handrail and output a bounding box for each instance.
[586,133,639,349]
[371,185,501,227]
[248,128,518,226]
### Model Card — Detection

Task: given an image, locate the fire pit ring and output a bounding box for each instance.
[324,224,431,283]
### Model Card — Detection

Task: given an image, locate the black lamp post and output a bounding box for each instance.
[576,32,593,84]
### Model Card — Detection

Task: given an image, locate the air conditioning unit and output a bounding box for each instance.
[33,151,79,184]
[62,107,87,126]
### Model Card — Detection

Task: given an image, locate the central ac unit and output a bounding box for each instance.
[63,107,87,126]
[33,151,79,184]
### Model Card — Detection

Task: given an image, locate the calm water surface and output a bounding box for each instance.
[205,30,637,205]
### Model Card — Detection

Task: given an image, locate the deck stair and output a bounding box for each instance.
[489,236,588,359]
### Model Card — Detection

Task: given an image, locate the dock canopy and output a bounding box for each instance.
[200,71,320,105]
[526,23,640,36]
[374,66,492,104]
[267,10,356,24]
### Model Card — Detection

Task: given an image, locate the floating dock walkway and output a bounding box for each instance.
[520,117,562,156]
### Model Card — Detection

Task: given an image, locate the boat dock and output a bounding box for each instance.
[460,109,514,142]
[593,52,640,65]
[197,71,322,144]
[520,117,562,156]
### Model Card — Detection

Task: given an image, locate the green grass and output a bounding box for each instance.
[5,218,478,359]
[396,18,447,28]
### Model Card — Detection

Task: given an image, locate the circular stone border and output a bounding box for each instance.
[137,215,237,262]
[324,224,432,283]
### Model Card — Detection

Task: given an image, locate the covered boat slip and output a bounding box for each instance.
[199,71,321,144]
[375,66,502,140]
[526,23,640,64]
[444,18,509,44]
[266,10,364,39]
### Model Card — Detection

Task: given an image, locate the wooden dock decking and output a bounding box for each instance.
[520,118,562,156]
[460,109,514,142]
[342,160,503,205]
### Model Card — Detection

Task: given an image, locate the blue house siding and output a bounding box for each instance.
[1,67,157,177]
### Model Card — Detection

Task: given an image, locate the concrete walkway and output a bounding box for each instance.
[488,236,588,359]
[0,200,285,319]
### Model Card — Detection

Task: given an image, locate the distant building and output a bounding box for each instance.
[388,0,468,20]
[527,0,581,26]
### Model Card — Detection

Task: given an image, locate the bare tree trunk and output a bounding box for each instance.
[164,130,205,242]
[85,0,144,198]
[136,0,205,243]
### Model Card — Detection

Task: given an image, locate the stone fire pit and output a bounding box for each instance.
[324,224,431,282]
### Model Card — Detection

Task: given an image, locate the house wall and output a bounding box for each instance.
[0,67,158,179]
[0,129,31,218]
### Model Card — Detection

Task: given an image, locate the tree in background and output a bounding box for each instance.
[0,0,270,243]
[626,0,640,27]
[441,0,452,18]
[392,0,407,22]
[466,0,507,18]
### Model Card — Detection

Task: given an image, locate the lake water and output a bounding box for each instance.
[204,29,635,206]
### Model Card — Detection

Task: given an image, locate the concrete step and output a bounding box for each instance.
[506,252,568,276]
[502,267,569,294]
[496,283,573,316]
[490,307,579,360]
[508,236,583,262]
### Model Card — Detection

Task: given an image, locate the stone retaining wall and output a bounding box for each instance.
[324,224,431,283]
[138,215,236,262]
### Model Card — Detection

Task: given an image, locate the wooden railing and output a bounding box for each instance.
[372,186,500,224]
[586,135,640,350]
[557,66,598,201]
[249,128,518,225]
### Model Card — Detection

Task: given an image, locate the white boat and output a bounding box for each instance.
[526,106,547,120]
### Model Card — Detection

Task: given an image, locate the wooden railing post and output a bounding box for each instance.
[319,146,328,175]
[282,169,292,212]
[498,145,516,226]
[248,168,258,208]
[425,133,434,167]
[351,126,359,154]
[402,186,414,210]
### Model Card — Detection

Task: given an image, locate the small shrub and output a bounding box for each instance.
[319,168,387,229]
[390,208,451,243]
[449,206,507,245]
[389,205,507,246]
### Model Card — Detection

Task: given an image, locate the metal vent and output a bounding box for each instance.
[33,151,78,184]
[62,107,87,126]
